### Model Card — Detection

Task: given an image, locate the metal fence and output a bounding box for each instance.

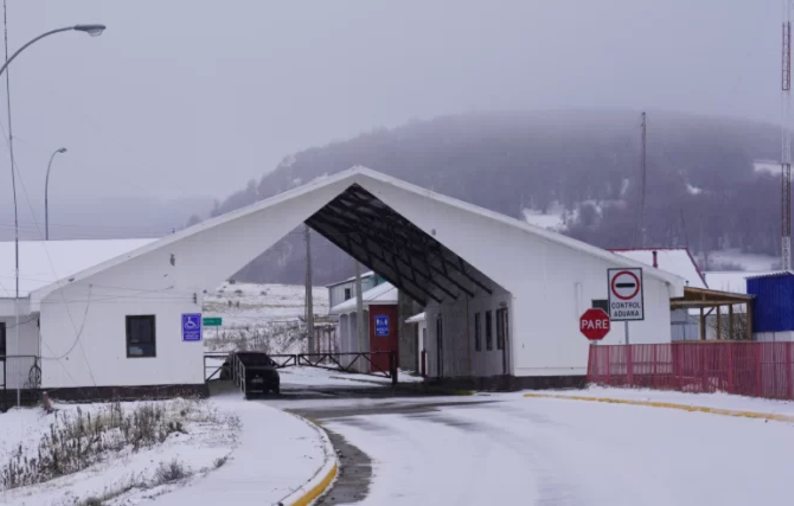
[587,342,794,400]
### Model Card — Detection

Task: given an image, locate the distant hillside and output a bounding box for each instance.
[211,110,782,284]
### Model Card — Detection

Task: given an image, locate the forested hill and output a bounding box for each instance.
[208,110,782,284]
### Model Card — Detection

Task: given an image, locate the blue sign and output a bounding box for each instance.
[182,313,202,342]
[375,314,390,336]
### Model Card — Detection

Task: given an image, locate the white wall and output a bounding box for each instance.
[369,178,680,378]
[39,280,203,388]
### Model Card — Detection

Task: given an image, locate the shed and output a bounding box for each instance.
[746,271,794,341]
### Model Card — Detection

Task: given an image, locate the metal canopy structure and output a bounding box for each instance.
[670,287,754,341]
[306,184,495,306]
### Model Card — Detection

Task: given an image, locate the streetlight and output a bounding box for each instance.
[1,24,105,399]
[45,147,67,240]
[0,24,106,78]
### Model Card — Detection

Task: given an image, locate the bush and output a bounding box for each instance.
[0,401,196,490]
[154,459,187,484]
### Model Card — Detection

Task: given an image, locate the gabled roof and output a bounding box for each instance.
[611,248,706,289]
[329,282,398,314]
[0,238,155,298]
[29,167,683,307]
[325,271,375,288]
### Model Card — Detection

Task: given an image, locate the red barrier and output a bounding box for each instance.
[587,342,794,400]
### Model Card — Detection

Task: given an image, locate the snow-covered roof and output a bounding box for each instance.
[325,271,375,288]
[405,312,426,324]
[611,248,706,289]
[330,282,398,314]
[28,167,684,308]
[703,271,779,294]
[0,239,156,298]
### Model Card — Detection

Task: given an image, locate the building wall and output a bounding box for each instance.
[424,286,511,378]
[39,278,204,389]
[369,174,680,378]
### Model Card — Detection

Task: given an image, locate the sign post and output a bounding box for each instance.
[607,268,644,344]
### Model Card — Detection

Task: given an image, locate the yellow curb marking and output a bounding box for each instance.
[523,392,794,424]
[290,463,338,506]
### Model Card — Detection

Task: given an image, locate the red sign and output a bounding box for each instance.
[579,308,611,341]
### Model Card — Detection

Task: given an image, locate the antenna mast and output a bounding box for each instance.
[639,112,647,247]
[782,1,792,270]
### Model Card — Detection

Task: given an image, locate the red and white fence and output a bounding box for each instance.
[587,342,794,400]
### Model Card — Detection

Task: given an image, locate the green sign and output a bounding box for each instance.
[202,317,223,327]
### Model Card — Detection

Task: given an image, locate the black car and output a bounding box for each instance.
[235,352,281,398]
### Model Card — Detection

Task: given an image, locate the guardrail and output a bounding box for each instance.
[588,342,794,400]
[205,351,399,387]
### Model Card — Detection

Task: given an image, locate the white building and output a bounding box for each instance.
[326,271,383,309]
[1,167,683,397]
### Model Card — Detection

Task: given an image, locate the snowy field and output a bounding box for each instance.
[0,394,330,506]
[202,282,329,354]
[284,387,794,505]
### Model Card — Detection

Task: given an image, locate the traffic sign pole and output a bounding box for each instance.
[624,321,629,345]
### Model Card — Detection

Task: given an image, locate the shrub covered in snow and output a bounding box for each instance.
[0,400,207,490]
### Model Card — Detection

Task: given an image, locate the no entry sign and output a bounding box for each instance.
[579,308,610,341]
[607,268,644,321]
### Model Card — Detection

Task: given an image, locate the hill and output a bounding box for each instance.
[210,110,782,284]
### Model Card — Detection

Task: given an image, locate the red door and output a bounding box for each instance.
[369,305,399,373]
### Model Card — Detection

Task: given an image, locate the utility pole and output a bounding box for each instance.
[639,111,648,248]
[354,259,366,370]
[304,225,315,353]
[782,1,793,270]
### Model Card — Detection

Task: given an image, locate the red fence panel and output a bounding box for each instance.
[587,342,794,401]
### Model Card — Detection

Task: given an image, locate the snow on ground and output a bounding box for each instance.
[0,393,331,506]
[0,398,238,505]
[546,385,794,417]
[202,282,329,354]
[148,392,331,505]
[311,388,794,505]
[280,366,424,389]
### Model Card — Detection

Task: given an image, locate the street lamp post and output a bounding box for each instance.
[2,24,105,401]
[45,147,67,240]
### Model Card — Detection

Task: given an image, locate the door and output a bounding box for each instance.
[496,307,509,375]
[436,316,444,377]
[369,305,398,373]
[0,322,5,388]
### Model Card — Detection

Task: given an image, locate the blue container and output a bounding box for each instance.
[746,272,794,332]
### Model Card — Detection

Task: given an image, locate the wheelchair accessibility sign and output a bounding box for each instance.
[182,313,202,342]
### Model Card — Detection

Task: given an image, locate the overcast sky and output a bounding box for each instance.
[0,0,783,208]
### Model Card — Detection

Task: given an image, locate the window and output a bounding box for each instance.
[126,315,156,358]
[0,321,5,357]
[474,312,482,351]
[496,308,508,350]
[485,310,493,350]
[592,299,609,312]
[344,288,352,300]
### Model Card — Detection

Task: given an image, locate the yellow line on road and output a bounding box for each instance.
[523,392,794,423]
[290,463,338,506]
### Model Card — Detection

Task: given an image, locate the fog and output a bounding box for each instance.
[0,0,783,237]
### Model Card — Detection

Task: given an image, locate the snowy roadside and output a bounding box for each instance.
[526,385,794,418]
[0,394,334,506]
[0,398,239,506]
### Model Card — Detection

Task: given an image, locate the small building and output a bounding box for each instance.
[329,282,398,372]
[326,271,383,309]
[405,312,427,375]
[747,272,794,342]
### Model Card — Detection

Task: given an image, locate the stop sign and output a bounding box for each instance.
[579,308,611,341]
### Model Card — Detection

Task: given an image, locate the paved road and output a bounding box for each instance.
[273,392,794,506]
